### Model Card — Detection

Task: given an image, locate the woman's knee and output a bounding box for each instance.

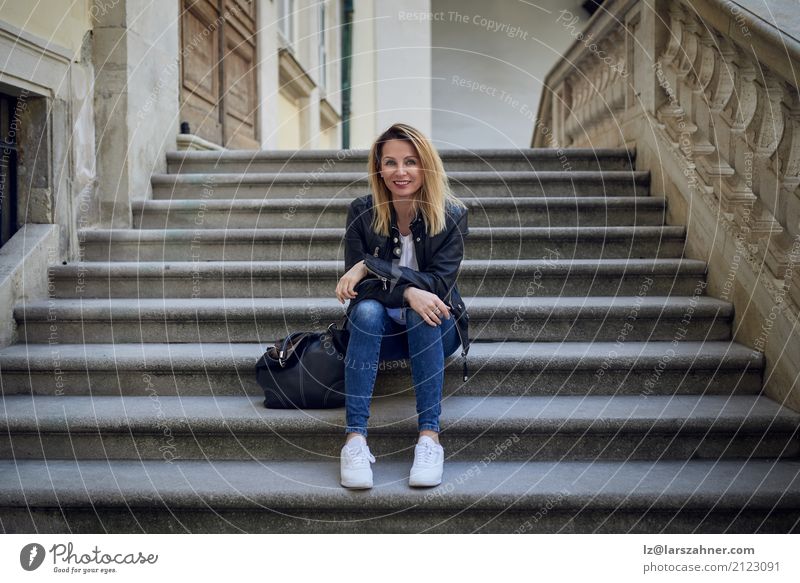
[349,299,387,331]
[407,309,461,355]
[406,308,444,336]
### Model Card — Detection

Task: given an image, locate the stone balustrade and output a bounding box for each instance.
[534,0,800,409]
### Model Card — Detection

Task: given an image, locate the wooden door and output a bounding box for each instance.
[222,0,259,148]
[180,0,258,148]
[180,0,223,144]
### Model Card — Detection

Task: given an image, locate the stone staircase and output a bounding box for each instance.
[1,148,799,533]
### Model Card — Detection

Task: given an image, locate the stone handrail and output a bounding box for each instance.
[534,0,800,408]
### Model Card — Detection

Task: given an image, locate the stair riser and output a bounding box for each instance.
[133,205,666,229]
[3,507,796,534]
[82,237,686,261]
[1,368,763,397]
[17,316,732,343]
[166,157,635,174]
[151,180,649,200]
[53,273,708,299]
[4,432,795,462]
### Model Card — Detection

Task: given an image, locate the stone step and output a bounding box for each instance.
[0,341,763,397]
[51,259,708,299]
[133,196,666,229]
[166,147,637,174]
[79,226,686,261]
[3,394,796,462]
[150,170,651,199]
[15,297,733,343]
[1,458,798,532]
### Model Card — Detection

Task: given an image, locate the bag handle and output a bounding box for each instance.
[327,313,350,354]
[278,331,312,367]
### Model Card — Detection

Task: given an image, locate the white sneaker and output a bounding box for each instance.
[409,435,444,487]
[340,435,376,489]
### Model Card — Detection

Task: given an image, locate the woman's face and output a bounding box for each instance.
[379,139,423,202]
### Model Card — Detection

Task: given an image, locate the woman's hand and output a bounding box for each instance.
[336,260,369,303]
[403,287,451,326]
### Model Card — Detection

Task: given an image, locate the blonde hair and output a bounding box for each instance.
[366,122,466,237]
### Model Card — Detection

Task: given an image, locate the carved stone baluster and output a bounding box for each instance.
[564,82,575,141]
[655,6,691,148]
[585,63,597,129]
[594,61,604,121]
[656,58,696,154]
[596,56,609,121]
[723,56,758,133]
[576,77,589,143]
[600,64,612,119]
[772,92,800,197]
[548,82,561,148]
[559,81,572,147]
[705,36,736,114]
[694,36,736,200]
[567,76,584,145]
[570,74,586,140]
[744,75,786,217]
[720,54,758,211]
[747,73,785,157]
[694,28,716,93]
[660,3,685,70]
[688,27,718,176]
[771,94,800,282]
[676,13,700,86]
[607,31,627,113]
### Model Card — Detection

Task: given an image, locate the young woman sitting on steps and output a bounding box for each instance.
[335,122,470,489]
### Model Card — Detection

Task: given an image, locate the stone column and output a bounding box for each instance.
[92,0,180,227]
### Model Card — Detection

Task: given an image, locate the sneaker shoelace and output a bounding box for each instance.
[345,441,375,466]
[416,440,439,465]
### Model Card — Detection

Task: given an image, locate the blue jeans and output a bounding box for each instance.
[344,299,461,437]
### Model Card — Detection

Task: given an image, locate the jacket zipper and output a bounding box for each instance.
[369,246,388,290]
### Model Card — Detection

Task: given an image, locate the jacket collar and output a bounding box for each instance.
[389,200,424,237]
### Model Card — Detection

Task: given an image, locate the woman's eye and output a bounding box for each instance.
[407,159,416,165]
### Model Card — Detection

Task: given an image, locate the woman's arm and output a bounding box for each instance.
[344,200,372,273]
[336,261,368,303]
[338,201,371,303]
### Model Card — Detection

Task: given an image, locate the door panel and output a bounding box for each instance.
[222,0,258,148]
[179,0,258,148]
[180,0,222,144]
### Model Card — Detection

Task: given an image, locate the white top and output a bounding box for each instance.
[386,232,418,325]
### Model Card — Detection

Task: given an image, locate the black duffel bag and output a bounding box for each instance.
[256,319,350,409]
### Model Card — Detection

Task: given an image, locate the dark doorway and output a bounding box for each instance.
[0,92,19,247]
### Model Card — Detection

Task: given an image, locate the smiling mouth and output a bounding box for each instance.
[394,180,412,186]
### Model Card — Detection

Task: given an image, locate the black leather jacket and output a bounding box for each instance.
[343,193,471,380]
